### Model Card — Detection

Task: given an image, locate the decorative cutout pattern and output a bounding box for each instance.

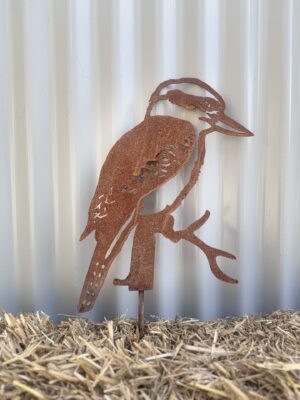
[77,78,253,313]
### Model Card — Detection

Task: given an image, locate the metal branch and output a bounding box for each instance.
[161,211,238,284]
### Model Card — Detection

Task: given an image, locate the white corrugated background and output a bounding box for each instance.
[1,0,300,322]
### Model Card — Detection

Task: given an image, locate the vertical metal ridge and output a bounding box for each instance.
[155,0,181,319]
[238,0,262,315]
[177,0,202,318]
[70,0,97,321]
[280,0,300,308]
[49,0,60,319]
[261,1,287,313]
[23,1,37,311]
[198,0,222,321]
[51,0,76,314]
[278,1,294,308]
[25,0,56,316]
[107,0,136,320]
[291,0,300,309]
[7,0,35,312]
[136,0,161,318]
[0,0,18,313]
[115,0,137,319]
[86,0,115,320]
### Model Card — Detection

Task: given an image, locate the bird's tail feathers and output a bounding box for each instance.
[77,242,109,312]
[80,224,94,241]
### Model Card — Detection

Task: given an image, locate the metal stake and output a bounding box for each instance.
[138,290,144,338]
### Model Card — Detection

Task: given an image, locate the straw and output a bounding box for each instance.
[0,310,299,399]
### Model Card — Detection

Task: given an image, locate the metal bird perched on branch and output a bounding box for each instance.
[77,78,253,335]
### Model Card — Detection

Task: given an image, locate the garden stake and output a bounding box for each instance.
[138,290,144,338]
[77,78,254,338]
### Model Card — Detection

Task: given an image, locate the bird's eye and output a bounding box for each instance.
[203,98,218,112]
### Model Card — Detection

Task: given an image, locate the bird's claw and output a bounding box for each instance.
[188,233,238,284]
[113,277,131,286]
[161,210,238,284]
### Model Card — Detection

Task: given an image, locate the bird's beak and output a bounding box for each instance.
[215,113,254,137]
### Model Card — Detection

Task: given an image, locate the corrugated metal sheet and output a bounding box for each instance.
[1,0,300,322]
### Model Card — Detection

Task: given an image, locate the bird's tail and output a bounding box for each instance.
[80,223,94,241]
[77,241,109,312]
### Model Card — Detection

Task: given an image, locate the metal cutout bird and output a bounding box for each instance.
[77,78,253,335]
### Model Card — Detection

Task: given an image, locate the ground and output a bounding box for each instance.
[0,310,299,399]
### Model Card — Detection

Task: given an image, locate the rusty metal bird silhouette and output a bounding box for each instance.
[77,78,254,330]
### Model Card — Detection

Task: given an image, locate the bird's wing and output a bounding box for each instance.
[78,116,196,312]
[81,116,196,241]
[80,185,119,241]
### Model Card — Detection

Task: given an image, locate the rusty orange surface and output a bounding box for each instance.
[77,78,253,313]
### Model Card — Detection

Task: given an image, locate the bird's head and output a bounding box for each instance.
[147,78,254,137]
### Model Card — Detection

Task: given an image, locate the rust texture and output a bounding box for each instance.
[77,77,254,313]
[138,291,144,338]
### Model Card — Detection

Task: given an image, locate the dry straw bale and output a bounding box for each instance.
[0,310,299,399]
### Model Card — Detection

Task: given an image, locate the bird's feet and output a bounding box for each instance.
[113,276,131,286]
[161,210,210,241]
[160,210,238,284]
